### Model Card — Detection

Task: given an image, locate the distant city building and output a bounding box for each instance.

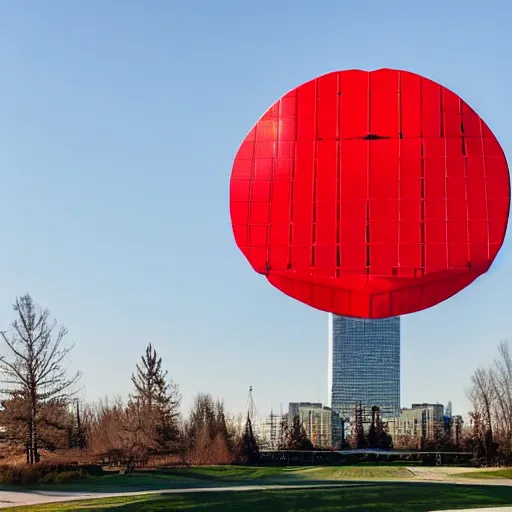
[288,402,333,448]
[391,403,444,440]
[328,314,400,421]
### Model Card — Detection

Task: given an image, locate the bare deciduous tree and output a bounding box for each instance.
[0,295,81,463]
[184,393,234,464]
[84,396,125,460]
[466,340,512,465]
[225,412,244,447]
[492,341,512,456]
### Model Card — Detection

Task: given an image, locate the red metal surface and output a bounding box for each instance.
[230,69,510,318]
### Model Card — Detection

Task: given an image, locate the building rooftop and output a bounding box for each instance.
[411,403,444,409]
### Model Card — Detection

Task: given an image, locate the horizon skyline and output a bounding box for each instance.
[65,306,473,423]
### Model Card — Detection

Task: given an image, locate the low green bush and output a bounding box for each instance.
[0,464,104,485]
[44,470,85,484]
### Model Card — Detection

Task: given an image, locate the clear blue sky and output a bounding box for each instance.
[0,0,511,421]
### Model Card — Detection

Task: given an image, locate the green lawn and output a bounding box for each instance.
[5,466,303,492]
[299,465,414,480]
[7,482,512,511]
[8,465,412,493]
[456,468,512,480]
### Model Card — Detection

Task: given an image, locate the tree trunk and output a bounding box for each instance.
[26,419,32,465]
[483,399,494,464]
[30,396,38,465]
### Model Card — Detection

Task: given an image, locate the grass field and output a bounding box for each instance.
[1,464,507,494]
[456,468,512,479]
[297,465,414,480]
[2,465,414,493]
[6,482,512,511]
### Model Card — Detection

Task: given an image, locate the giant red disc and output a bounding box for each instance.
[229,69,510,318]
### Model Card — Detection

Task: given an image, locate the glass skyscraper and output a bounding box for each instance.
[328,314,400,420]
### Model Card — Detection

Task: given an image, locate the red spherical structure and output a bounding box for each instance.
[229,69,510,318]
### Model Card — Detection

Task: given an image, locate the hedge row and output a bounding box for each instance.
[0,464,104,485]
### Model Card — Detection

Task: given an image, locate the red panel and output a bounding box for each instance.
[269,246,288,270]
[485,154,509,178]
[270,201,289,223]
[446,158,465,197]
[371,243,398,275]
[230,68,510,318]
[316,126,337,258]
[290,246,310,270]
[292,201,312,246]
[340,71,368,139]
[230,177,251,204]
[466,157,487,222]
[236,139,255,160]
[370,69,399,138]
[317,73,339,140]
[400,72,421,138]
[251,180,270,202]
[340,138,367,272]
[442,87,462,138]
[421,78,441,138]
[399,139,422,199]
[249,225,267,247]
[369,141,399,272]
[317,140,338,184]
[297,79,316,141]
[254,159,272,180]
[340,200,366,271]
[269,224,289,247]
[487,171,510,199]
[340,140,367,199]
[369,140,399,199]
[462,112,481,137]
[279,90,297,142]
[315,244,337,271]
[448,242,468,268]
[249,201,269,224]
[316,201,336,245]
[484,133,505,157]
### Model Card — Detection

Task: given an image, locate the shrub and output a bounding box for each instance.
[0,464,104,485]
[45,470,85,484]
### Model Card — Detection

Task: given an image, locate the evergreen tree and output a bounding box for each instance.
[277,415,289,450]
[368,406,378,448]
[236,413,260,463]
[377,424,393,450]
[368,406,392,449]
[288,415,314,450]
[353,403,365,449]
[216,400,233,452]
[130,343,181,451]
[69,401,87,449]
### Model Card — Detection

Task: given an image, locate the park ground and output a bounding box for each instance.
[0,465,512,510]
